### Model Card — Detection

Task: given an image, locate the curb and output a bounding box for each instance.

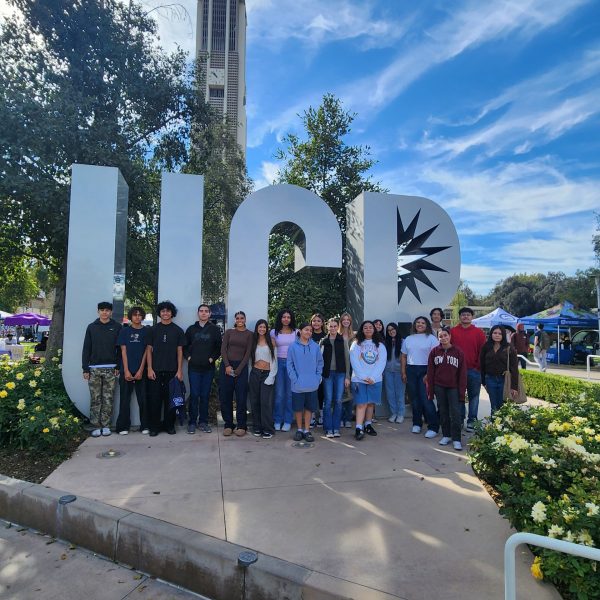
[0,475,398,600]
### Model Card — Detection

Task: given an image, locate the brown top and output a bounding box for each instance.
[221,328,253,375]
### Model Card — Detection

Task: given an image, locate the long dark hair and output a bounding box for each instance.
[373,319,385,336]
[356,320,382,346]
[385,322,401,358]
[410,316,432,335]
[482,325,509,353]
[251,319,275,362]
[274,308,296,335]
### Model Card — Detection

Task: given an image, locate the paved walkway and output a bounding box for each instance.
[43,391,560,600]
[0,520,205,600]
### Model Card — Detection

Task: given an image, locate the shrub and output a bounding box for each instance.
[0,353,83,452]
[469,393,600,600]
[520,370,600,404]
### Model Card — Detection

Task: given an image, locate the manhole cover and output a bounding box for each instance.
[97,448,123,459]
[292,441,315,449]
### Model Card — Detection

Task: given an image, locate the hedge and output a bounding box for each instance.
[521,370,600,404]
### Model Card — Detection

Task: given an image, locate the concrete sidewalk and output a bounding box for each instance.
[0,520,205,600]
[42,390,560,600]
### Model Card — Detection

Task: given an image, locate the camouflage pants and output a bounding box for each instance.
[88,368,118,428]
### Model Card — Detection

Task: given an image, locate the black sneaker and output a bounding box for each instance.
[304,431,315,443]
[261,432,273,439]
[252,430,262,437]
[365,424,377,436]
[293,430,304,442]
[355,428,365,441]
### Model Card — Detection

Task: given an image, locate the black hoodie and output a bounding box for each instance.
[184,321,222,372]
[82,318,121,372]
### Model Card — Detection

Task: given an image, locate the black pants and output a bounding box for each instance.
[518,356,527,369]
[435,385,462,442]
[248,367,275,434]
[116,375,148,432]
[148,371,176,432]
[219,361,248,430]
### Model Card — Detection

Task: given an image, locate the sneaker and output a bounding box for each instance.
[309,415,316,428]
[166,428,176,435]
[201,423,212,433]
[141,429,150,435]
[411,425,421,434]
[355,428,365,441]
[304,431,315,442]
[317,416,323,426]
[252,430,262,437]
[187,423,196,434]
[439,437,451,446]
[424,430,438,439]
[261,432,273,439]
[453,441,463,451]
[101,427,111,436]
[365,424,377,436]
[149,431,159,437]
[333,431,341,438]
[281,423,291,432]
[91,428,101,438]
[372,416,378,423]
[326,431,335,438]
[395,415,404,424]
[118,430,129,435]
[235,428,246,437]
[223,427,233,436]
[293,430,304,442]
[274,423,282,431]
[388,414,397,423]
[344,421,352,428]
[466,422,475,432]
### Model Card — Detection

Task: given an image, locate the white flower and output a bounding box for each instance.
[585,502,599,517]
[548,525,564,538]
[578,530,594,546]
[509,436,530,453]
[563,531,576,543]
[531,501,547,523]
[531,454,544,464]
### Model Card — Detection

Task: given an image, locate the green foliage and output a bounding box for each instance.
[521,370,600,404]
[0,256,40,313]
[271,93,385,319]
[0,353,83,451]
[469,397,600,600]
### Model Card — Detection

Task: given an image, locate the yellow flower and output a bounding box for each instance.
[530,418,537,425]
[34,389,41,397]
[34,405,42,412]
[51,357,59,363]
[29,416,35,421]
[16,372,24,380]
[29,380,37,388]
[39,357,45,363]
[0,390,7,398]
[42,427,50,433]
[5,382,15,390]
[531,557,543,580]
[73,417,79,424]
[519,472,525,478]
[33,369,41,377]
[17,399,25,411]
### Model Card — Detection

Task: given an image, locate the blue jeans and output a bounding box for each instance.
[322,372,345,432]
[406,365,438,431]
[384,369,405,417]
[188,369,214,425]
[461,369,481,424]
[273,358,292,426]
[485,375,505,415]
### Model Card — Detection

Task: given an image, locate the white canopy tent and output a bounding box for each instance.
[472,307,519,329]
[0,310,13,319]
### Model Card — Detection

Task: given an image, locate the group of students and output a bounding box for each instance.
[81,302,520,449]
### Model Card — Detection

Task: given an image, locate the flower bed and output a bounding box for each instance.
[0,352,84,452]
[469,388,600,600]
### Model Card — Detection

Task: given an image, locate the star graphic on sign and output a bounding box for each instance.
[397,208,451,304]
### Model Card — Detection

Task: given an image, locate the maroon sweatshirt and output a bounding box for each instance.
[426,345,467,401]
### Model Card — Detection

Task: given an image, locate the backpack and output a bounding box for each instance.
[169,377,187,425]
[537,331,550,350]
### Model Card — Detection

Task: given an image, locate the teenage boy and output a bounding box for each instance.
[450,307,485,432]
[146,301,186,436]
[534,323,550,372]
[184,304,222,434]
[82,301,122,437]
[116,307,149,435]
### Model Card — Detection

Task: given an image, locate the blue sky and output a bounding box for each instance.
[7,0,598,296]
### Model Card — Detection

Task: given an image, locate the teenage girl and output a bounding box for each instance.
[271,308,297,431]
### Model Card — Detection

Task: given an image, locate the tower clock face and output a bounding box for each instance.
[208,68,225,85]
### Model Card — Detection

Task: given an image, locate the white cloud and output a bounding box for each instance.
[252,160,281,190]
[246,0,408,50]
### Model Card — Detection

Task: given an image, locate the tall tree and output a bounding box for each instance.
[271,93,385,321]
[0,0,201,352]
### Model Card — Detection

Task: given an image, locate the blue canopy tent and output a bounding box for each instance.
[472,307,519,329]
[519,301,598,364]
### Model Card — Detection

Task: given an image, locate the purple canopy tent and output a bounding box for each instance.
[4,312,52,326]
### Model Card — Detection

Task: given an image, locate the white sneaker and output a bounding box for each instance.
[388,414,397,423]
[439,437,451,446]
[424,430,438,439]
[101,427,112,436]
[118,430,128,435]
[411,425,421,434]
[281,423,291,432]
[333,431,341,438]
[453,441,463,451]
[91,429,101,437]
[274,423,281,431]
[326,431,334,438]
[141,429,150,435]
[395,415,404,424]
[344,421,352,428]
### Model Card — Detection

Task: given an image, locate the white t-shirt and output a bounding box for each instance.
[401,334,439,366]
